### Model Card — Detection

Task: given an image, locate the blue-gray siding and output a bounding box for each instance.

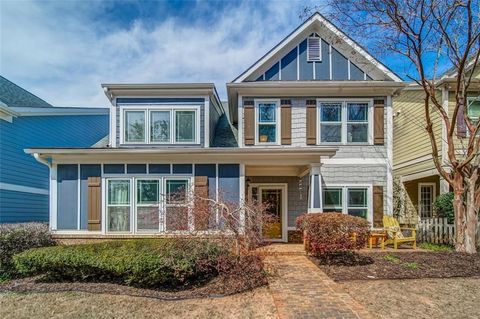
[254,36,367,81]
[0,114,108,223]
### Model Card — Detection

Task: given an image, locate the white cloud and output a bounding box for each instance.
[1,0,316,107]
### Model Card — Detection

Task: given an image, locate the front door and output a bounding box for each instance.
[256,185,287,241]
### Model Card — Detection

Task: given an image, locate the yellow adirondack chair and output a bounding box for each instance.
[383,216,417,249]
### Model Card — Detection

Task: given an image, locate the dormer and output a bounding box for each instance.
[102,83,228,148]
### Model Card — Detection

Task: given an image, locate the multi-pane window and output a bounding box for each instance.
[322,186,369,220]
[320,103,342,143]
[318,100,371,144]
[107,180,131,232]
[175,110,196,143]
[125,111,146,143]
[150,111,171,143]
[136,180,160,232]
[347,188,368,219]
[322,188,343,212]
[419,183,435,219]
[123,107,198,144]
[165,179,190,231]
[257,102,278,143]
[347,103,369,143]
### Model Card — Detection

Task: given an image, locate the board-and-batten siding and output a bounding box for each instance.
[393,90,442,175]
[253,38,372,82]
[115,98,206,147]
[0,114,109,223]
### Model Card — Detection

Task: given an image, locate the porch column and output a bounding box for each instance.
[308,164,322,213]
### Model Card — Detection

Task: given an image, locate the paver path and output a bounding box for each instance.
[265,255,373,319]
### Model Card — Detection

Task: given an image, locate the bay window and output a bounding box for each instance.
[122,106,199,144]
[322,186,370,220]
[256,101,279,144]
[318,99,371,144]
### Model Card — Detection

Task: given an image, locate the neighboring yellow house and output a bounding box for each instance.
[393,63,480,224]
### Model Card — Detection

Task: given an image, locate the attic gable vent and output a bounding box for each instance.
[307,35,321,62]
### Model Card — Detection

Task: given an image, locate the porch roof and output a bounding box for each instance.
[25,147,338,166]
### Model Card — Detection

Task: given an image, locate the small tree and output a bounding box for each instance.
[305,1,480,253]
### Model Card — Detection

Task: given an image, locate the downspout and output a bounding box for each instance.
[33,153,51,168]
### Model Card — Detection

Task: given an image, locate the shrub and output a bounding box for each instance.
[434,192,454,223]
[0,223,55,279]
[215,254,268,294]
[296,213,370,257]
[13,239,231,288]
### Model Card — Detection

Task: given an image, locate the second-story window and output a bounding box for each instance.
[467,97,480,128]
[256,100,279,144]
[125,111,146,143]
[122,106,199,145]
[318,99,371,144]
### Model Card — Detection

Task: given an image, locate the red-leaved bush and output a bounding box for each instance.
[296,213,370,256]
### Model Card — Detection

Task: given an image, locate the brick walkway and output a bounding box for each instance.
[265,254,373,319]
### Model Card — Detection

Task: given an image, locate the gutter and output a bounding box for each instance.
[33,153,51,168]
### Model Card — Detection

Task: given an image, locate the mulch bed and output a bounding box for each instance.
[311,251,480,281]
[0,272,268,300]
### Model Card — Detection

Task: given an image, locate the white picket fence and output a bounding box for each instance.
[417,217,480,248]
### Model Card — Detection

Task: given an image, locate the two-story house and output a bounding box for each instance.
[393,62,479,223]
[27,13,405,242]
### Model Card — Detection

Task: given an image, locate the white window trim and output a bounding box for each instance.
[119,105,201,145]
[105,176,193,235]
[123,109,147,144]
[254,99,281,146]
[135,178,162,233]
[418,182,436,219]
[317,98,373,145]
[321,184,373,225]
[466,96,480,137]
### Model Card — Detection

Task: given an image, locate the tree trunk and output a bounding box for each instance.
[454,173,478,254]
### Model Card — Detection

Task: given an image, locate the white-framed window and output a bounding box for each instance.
[107,179,132,232]
[318,99,372,145]
[120,106,200,145]
[467,97,480,134]
[124,110,146,143]
[321,185,372,222]
[255,99,280,144]
[418,182,436,219]
[307,35,321,62]
[106,176,193,234]
[136,179,161,232]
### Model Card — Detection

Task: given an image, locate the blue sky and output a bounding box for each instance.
[2,0,416,107]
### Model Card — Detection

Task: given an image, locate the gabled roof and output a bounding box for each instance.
[232,12,402,83]
[0,76,52,108]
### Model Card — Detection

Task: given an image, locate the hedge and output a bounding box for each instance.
[297,213,370,256]
[0,223,55,279]
[13,239,229,288]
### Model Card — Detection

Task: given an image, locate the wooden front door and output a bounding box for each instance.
[260,187,283,240]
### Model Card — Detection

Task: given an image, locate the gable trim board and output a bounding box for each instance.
[233,12,402,83]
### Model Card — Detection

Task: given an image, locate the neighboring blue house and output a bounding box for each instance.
[0,76,109,223]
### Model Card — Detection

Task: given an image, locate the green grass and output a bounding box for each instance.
[404,262,418,269]
[418,242,453,251]
[384,254,401,263]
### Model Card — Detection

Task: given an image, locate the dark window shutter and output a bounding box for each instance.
[374,99,385,145]
[281,100,292,145]
[306,100,317,145]
[456,99,467,138]
[373,186,384,227]
[194,176,209,231]
[244,101,255,145]
[87,177,102,231]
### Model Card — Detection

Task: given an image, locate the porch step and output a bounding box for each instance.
[257,244,306,256]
